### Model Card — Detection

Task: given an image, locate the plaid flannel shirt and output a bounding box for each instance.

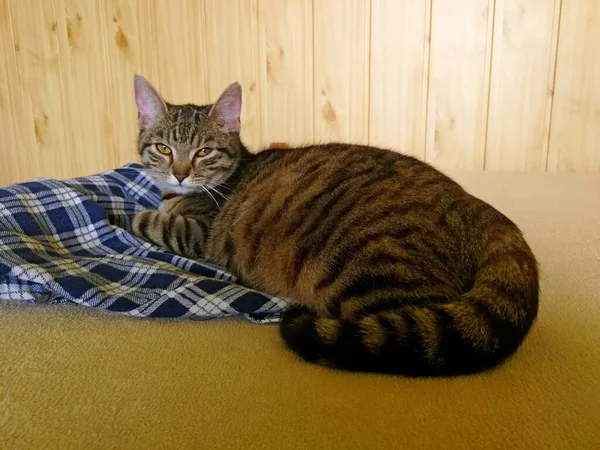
[0,164,287,323]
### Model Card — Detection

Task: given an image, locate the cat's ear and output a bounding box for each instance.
[208,82,242,133]
[134,75,167,129]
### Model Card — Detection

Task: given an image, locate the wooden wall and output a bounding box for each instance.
[0,0,599,185]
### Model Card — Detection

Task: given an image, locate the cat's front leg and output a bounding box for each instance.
[131,210,208,259]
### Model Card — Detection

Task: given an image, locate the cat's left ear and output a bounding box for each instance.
[208,82,242,133]
[134,75,167,129]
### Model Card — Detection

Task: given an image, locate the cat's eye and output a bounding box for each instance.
[156,144,171,155]
[195,148,212,158]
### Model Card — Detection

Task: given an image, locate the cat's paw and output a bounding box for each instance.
[131,210,159,243]
[131,210,204,259]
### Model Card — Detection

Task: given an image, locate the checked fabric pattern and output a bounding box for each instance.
[0,164,287,323]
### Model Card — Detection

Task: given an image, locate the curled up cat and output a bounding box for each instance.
[131,76,539,377]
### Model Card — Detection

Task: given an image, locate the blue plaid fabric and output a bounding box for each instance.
[0,164,287,323]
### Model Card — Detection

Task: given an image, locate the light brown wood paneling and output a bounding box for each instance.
[548,1,600,172]
[1,0,599,186]
[1,0,33,184]
[135,0,159,86]
[54,0,116,176]
[369,0,430,158]
[102,0,142,166]
[204,0,262,150]
[314,0,370,144]
[258,0,313,147]
[426,0,495,170]
[150,0,209,105]
[485,0,560,171]
[11,0,75,179]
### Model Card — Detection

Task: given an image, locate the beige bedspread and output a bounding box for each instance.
[1,172,599,449]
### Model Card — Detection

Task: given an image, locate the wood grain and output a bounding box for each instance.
[548,1,600,172]
[426,0,495,170]
[54,0,116,176]
[314,0,370,144]
[204,0,262,151]
[10,0,75,179]
[150,0,209,105]
[0,0,599,185]
[135,0,159,86]
[485,0,560,171]
[369,0,430,158]
[0,0,33,184]
[101,0,141,166]
[258,0,313,147]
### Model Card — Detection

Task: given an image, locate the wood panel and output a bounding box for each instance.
[0,0,32,184]
[314,0,370,144]
[101,0,142,166]
[150,0,209,105]
[1,0,599,185]
[548,1,600,172]
[258,0,313,147]
[485,0,560,171]
[204,0,262,150]
[135,0,159,86]
[54,0,116,176]
[426,0,495,170]
[369,0,430,158]
[10,0,74,179]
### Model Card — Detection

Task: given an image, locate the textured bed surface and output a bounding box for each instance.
[1,171,599,449]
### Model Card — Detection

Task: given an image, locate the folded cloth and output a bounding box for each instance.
[0,164,287,323]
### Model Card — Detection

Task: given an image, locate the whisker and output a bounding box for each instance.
[216,181,237,187]
[214,184,235,193]
[208,186,230,202]
[200,185,220,210]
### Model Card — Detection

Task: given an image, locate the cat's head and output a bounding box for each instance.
[133,75,244,193]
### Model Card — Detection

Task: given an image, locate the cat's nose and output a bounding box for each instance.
[173,173,189,183]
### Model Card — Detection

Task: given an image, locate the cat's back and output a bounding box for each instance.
[246,143,459,191]
[238,143,467,211]
[207,143,472,301]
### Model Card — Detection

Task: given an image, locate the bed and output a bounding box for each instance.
[1,168,598,449]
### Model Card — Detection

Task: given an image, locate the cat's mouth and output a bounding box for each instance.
[163,172,200,192]
[144,169,206,195]
[163,184,194,194]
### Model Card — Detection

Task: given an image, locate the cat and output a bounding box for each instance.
[131,75,539,377]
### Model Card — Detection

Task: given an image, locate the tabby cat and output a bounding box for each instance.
[131,75,539,377]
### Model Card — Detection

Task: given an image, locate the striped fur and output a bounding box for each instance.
[132,192,217,259]
[132,78,539,376]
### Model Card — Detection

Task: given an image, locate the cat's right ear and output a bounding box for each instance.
[208,82,242,133]
[134,75,167,129]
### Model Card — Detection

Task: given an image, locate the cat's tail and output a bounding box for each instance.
[279,233,539,377]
